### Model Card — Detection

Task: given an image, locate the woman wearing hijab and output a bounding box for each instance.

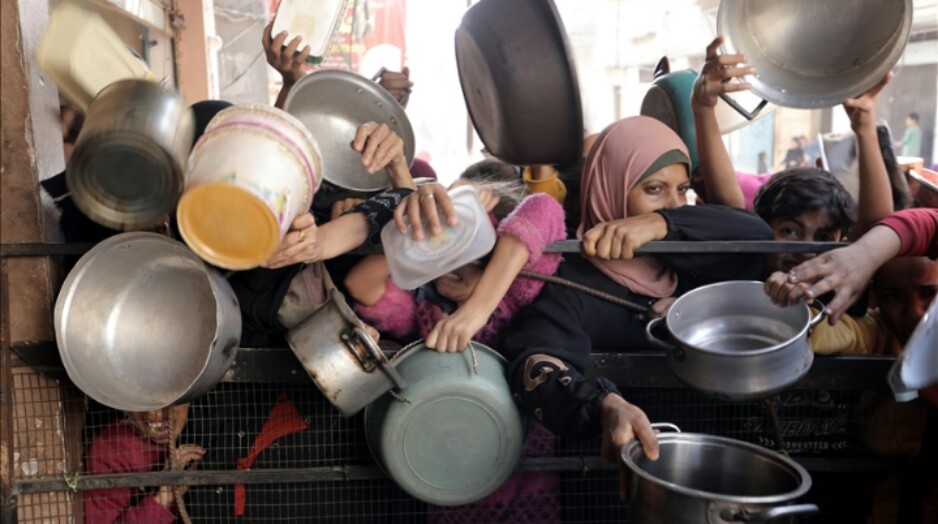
[500,116,773,499]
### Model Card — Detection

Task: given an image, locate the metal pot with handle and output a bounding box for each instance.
[623,423,819,523]
[286,288,406,417]
[646,281,825,401]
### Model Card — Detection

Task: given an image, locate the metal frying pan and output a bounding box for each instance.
[455,0,583,166]
[284,69,415,192]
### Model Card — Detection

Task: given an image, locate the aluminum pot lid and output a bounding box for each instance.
[363,341,525,506]
[283,69,414,192]
[455,0,583,166]
[889,295,938,400]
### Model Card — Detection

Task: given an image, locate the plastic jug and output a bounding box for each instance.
[272,0,349,65]
[381,185,497,290]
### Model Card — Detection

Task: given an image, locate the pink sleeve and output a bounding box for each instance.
[496,193,566,266]
[353,278,419,341]
[877,208,938,259]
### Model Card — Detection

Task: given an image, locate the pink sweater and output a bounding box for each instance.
[355,193,566,346]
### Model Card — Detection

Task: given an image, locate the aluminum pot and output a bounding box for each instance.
[646,281,824,401]
[286,288,406,417]
[623,424,818,523]
[283,69,414,192]
[717,0,912,111]
[54,233,241,412]
[68,79,194,230]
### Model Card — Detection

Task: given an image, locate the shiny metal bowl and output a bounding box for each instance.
[284,70,415,192]
[718,0,912,109]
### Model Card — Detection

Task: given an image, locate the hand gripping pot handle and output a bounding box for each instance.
[807,299,827,331]
[350,326,408,390]
[650,422,681,434]
[709,502,820,523]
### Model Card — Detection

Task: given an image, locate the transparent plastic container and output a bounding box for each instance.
[381,185,497,290]
[272,0,349,65]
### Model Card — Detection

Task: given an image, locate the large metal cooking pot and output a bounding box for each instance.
[68,79,194,230]
[646,281,824,401]
[622,425,818,523]
[364,341,525,506]
[283,69,414,192]
[286,288,406,417]
[54,232,240,411]
[717,0,912,111]
[455,0,583,166]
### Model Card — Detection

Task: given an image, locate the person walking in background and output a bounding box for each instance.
[783,136,806,169]
[757,151,769,174]
[897,112,923,157]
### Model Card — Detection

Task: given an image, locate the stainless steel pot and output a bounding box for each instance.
[717,0,912,111]
[283,70,414,192]
[286,288,406,417]
[623,424,818,523]
[646,281,824,401]
[54,233,241,411]
[68,79,194,230]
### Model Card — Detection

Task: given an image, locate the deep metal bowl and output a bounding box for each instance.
[54,233,241,411]
[718,0,912,109]
[283,70,414,192]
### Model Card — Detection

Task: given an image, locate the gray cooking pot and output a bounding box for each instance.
[623,424,818,523]
[68,79,194,230]
[717,0,912,112]
[54,233,240,411]
[646,281,824,401]
[286,288,406,417]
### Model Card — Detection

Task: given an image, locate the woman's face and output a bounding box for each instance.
[129,403,190,445]
[626,163,690,217]
[433,264,484,304]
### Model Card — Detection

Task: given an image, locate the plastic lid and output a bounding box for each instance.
[176,183,280,270]
[381,185,497,290]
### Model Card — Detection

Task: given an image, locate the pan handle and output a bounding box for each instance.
[725,503,820,522]
[807,299,827,331]
[645,317,679,354]
[718,92,768,121]
[651,422,681,433]
[351,327,408,390]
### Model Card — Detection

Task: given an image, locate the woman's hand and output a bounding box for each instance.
[378,67,413,105]
[264,212,321,269]
[763,271,812,308]
[172,444,205,469]
[450,179,500,212]
[600,394,658,503]
[582,213,669,260]
[425,305,489,353]
[843,72,892,133]
[262,22,311,86]
[352,122,407,175]
[393,183,460,241]
[330,198,365,220]
[691,36,755,110]
[647,297,677,319]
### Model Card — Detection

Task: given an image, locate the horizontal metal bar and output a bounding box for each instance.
[0,243,95,257]
[12,455,914,494]
[544,240,848,254]
[12,342,896,391]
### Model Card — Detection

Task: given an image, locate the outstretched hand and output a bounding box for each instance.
[600,394,658,502]
[843,72,892,132]
[393,183,460,241]
[692,36,755,110]
[264,212,321,269]
[263,21,311,85]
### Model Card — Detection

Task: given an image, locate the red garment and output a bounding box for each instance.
[84,421,175,524]
[878,208,938,259]
[233,392,309,516]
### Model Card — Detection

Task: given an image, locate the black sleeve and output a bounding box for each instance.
[655,204,774,293]
[500,272,621,439]
[342,188,414,244]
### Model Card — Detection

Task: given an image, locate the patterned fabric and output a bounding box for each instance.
[343,188,415,245]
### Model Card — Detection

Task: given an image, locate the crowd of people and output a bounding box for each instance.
[43,22,937,523]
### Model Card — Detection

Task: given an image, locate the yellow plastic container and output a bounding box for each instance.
[37,1,156,112]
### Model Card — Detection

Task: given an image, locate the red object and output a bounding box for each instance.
[233,392,309,516]
[877,208,938,259]
[920,385,938,409]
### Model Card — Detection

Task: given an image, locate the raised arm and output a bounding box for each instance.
[690,36,749,208]
[262,22,312,109]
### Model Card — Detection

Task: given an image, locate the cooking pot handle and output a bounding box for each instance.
[650,422,681,433]
[352,327,408,390]
[718,92,768,121]
[729,503,820,522]
[645,317,678,352]
[807,299,827,331]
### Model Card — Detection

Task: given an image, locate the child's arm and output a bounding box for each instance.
[345,255,391,306]
[691,36,750,209]
[845,73,894,237]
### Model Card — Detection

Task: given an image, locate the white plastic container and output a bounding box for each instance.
[272,0,349,65]
[381,185,497,290]
[37,1,156,112]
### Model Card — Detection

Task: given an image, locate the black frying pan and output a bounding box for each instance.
[455,0,583,167]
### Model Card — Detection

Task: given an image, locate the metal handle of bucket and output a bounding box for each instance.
[650,422,681,434]
[718,89,768,121]
[711,502,819,522]
[350,327,408,390]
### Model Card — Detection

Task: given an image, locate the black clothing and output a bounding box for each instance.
[500,205,774,438]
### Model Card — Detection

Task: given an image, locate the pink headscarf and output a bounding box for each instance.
[578,116,690,298]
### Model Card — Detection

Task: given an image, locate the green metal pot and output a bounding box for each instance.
[364,341,525,506]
